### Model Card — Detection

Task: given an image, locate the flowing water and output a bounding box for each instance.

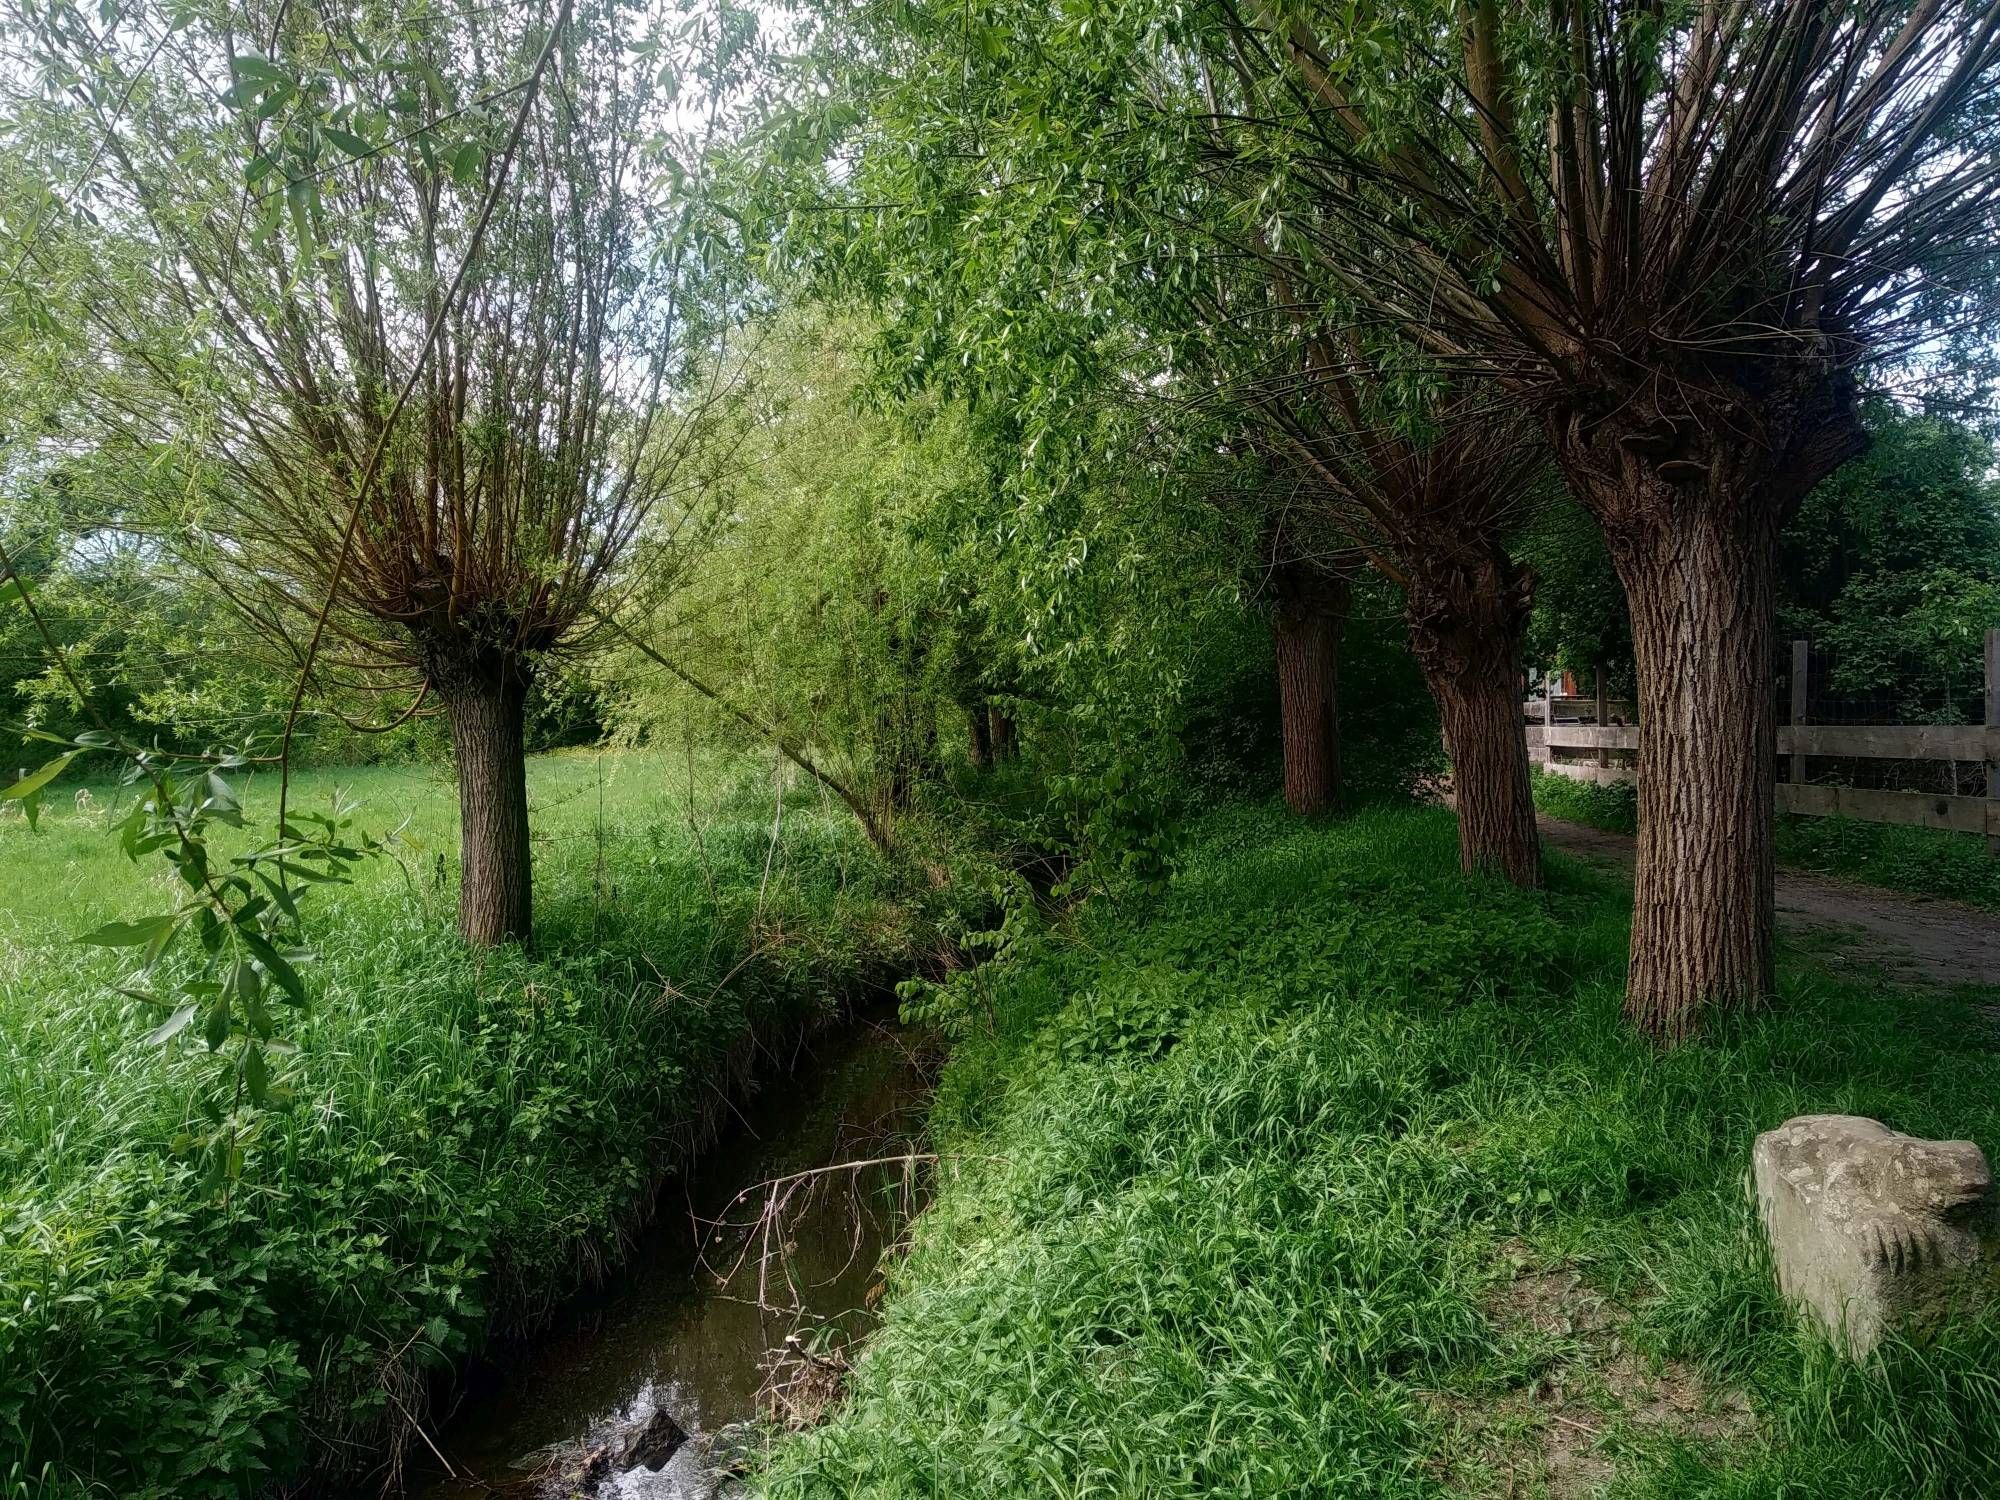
[410,1018,934,1499]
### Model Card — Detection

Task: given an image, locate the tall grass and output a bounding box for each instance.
[0,749,923,1499]
[759,802,2000,1497]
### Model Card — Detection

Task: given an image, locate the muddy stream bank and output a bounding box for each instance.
[398,1017,936,1499]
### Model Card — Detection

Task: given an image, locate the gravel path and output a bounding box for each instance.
[1537,814,2000,991]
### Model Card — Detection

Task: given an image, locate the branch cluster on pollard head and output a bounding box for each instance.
[27,0,754,708]
[1198,0,2000,506]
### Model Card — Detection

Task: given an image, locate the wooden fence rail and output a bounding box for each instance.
[1528,629,2000,850]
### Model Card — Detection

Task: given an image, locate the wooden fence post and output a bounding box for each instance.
[1985,628,1998,855]
[1789,639,1810,788]
[1594,666,1608,770]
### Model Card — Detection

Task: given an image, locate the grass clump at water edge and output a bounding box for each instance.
[0,749,938,1500]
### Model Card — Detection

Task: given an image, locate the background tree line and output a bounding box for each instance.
[3,0,1999,1051]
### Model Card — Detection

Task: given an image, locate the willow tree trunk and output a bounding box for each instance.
[445,676,533,946]
[1406,549,1540,887]
[1271,566,1350,815]
[1549,371,1866,1041]
[1610,509,1777,1041]
[989,707,1018,762]
[967,706,994,767]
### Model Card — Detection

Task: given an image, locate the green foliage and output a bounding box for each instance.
[607,309,992,815]
[1524,404,2000,696]
[1781,404,2000,719]
[1773,818,2000,915]
[1520,494,1634,687]
[0,469,443,765]
[758,802,2000,1498]
[0,750,920,1498]
[608,306,1267,876]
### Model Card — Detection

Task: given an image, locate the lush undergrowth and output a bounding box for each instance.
[0,750,933,1500]
[1531,768,2000,911]
[760,802,2000,1498]
[1529,767,1640,836]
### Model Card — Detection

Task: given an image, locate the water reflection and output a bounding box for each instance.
[414,1019,933,1499]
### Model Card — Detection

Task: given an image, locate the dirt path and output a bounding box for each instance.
[1538,814,2000,991]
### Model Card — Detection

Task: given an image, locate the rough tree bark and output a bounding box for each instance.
[1611,504,1777,1040]
[1406,547,1540,887]
[1551,372,1866,1040]
[989,706,1018,762]
[967,705,994,767]
[1271,562,1350,815]
[442,670,534,946]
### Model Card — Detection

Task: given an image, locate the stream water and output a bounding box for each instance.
[409,1018,935,1499]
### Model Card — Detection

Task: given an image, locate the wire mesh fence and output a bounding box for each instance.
[1784,636,1992,798]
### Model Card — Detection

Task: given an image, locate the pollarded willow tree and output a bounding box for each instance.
[14,0,749,943]
[1252,390,1549,883]
[1197,0,2000,1036]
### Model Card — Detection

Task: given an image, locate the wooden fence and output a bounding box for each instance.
[1527,629,2000,849]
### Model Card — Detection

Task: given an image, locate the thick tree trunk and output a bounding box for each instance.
[967,706,994,767]
[445,675,533,946]
[1609,507,1779,1040]
[989,706,1018,762]
[1548,371,1866,1040]
[1406,549,1540,887]
[1271,565,1349,815]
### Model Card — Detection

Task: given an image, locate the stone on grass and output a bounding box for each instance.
[1752,1114,1998,1357]
[618,1405,690,1472]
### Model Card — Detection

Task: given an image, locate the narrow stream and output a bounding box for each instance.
[412,1018,935,1499]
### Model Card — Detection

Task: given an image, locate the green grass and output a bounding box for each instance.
[1773,816,2000,912]
[1531,768,2000,912]
[758,801,2000,1498]
[0,749,926,1500]
[1529,766,1640,837]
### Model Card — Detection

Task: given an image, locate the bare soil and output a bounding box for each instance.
[1538,814,2000,991]
[1426,1241,1754,1499]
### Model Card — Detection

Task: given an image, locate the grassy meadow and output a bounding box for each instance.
[0,749,924,1500]
[759,802,2000,1498]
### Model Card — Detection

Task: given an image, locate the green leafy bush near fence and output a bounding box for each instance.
[759,802,2000,1498]
[0,751,928,1500]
